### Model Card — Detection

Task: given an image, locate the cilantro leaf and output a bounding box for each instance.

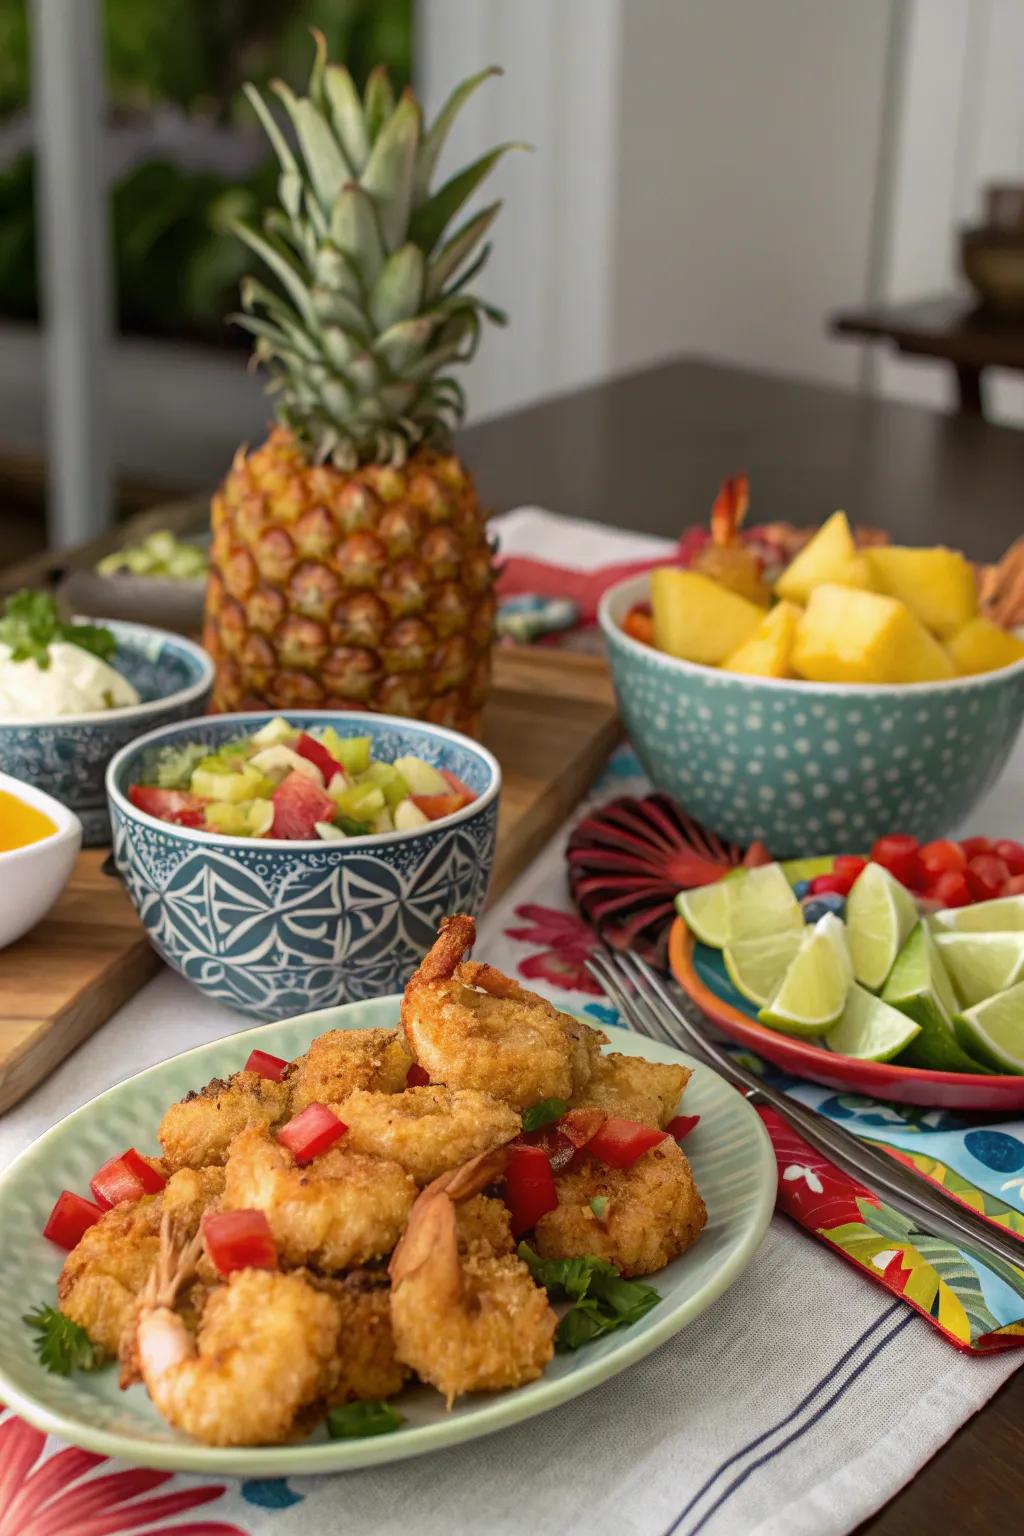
[0,590,117,671]
[518,1243,661,1351]
[521,1097,568,1134]
[23,1304,107,1376]
[326,1400,405,1439]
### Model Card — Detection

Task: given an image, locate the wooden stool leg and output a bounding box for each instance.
[954,364,986,417]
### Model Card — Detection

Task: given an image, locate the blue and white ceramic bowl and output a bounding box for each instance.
[0,622,213,846]
[106,711,501,1020]
[600,573,1024,857]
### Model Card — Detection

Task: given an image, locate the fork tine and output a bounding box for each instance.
[631,953,745,1079]
[595,950,679,1050]
[585,952,666,1047]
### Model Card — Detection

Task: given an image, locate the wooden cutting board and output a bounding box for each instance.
[0,646,620,1114]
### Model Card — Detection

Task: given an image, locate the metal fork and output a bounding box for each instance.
[586,948,1024,1291]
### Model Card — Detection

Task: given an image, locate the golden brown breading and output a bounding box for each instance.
[309,1270,408,1404]
[533,1138,706,1277]
[290,1027,409,1113]
[159,1070,292,1170]
[571,1052,691,1129]
[455,1194,515,1257]
[222,1125,416,1272]
[335,1085,520,1185]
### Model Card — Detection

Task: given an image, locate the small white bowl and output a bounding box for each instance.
[0,773,82,950]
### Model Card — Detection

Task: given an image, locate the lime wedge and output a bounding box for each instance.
[758,915,851,1035]
[845,861,918,992]
[955,982,1024,1074]
[931,894,1024,934]
[881,923,987,1073]
[827,982,922,1062]
[723,862,804,944]
[724,929,803,1008]
[781,855,836,884]
[675,882,730,948]
[933,932,1024,1008]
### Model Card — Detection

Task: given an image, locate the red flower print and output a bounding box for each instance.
[505,904,602,995]
[760,1107,882,1230]
[0,1404,248,1536]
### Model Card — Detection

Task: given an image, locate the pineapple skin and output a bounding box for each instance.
[203,427,496,735]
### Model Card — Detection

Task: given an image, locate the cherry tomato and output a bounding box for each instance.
[966,854,1011,902]
[244,1049,289,1081]
[587,1117,668,1169]
[992,839,1024,876]
[90,1148,166,1210]
[202,1209,277,1276]
[929,870,972,908]
[809,871,856,897]
[406,1062,431,1088]
[833,855,868,882]
[1005,874,1024,896]
[919,839,967,877]
[870,834,924,890]
[43,1190,104,1250]
[276,1102,347,1164]
[503,1144,558,1236]
[960,836,992,859]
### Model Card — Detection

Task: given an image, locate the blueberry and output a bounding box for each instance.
[793,880,811,900]
[803,894,846,924]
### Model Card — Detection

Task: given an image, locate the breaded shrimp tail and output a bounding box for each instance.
[389,1146,508,1297]
[407,913,476,987]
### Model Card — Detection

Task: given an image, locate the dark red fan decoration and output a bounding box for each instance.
[567,794,772,962]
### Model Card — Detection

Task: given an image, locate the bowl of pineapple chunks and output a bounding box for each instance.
[106,710,500,1019]
[599,512,1024,857]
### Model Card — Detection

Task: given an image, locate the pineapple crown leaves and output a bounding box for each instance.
[232,34,529,469]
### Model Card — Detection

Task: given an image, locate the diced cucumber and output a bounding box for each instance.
[330,783,386,818]
[252,716,297,748]
[359,761,411,810]
[373,809,395,834]
[393,755,447,795]
[204,798,274,836]
[315,821,347,841]
[394,798,431,831]
[320,729,372,774]
[191,766,273,803]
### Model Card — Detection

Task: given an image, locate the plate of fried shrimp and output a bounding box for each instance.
[0,916,775,1475]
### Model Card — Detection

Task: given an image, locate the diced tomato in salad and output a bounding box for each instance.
[411,791,474,821]
[276,1102,347,1164]
[295,732,343,784]
[270,771,336,839]
[89,1148,166,1210]
[43,1190,104,1250]
[202,1209,278,1277]
[129,786,206,827]
[244,1048,289,1082]
[503,1143,558,1236]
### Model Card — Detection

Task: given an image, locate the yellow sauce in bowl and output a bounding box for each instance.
[0,787,57,851]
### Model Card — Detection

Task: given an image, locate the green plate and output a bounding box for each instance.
[0,998,775,1477]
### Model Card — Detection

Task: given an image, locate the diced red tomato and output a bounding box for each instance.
[441,769,475,800]
[202,1209,278,1277]
[992,839,1024,876]
[966,854,1011,902]
[503,1143,558,1237]
[129,785,207,827]
[622,605,655,645]
[1006,874,1024,896]
[833,855,868,882]
[43,1190,104,1249]
[89,1148,166,1210]
[276,1102,347,1164]
[919,839,967,877]
[666,1114,701,1141]
[411,791,474,821]
[809,871,856,898]
[960,836,992,859]
[587,1117,668,1169]
[295,732,343,784]
[870,834,924,890]
[406,1062,431,1088]
[270,770,336,839]
[522,1126,576,1173]
[244,1048,289,1082]
[557,1107,607,1148]
[929,870,972,908]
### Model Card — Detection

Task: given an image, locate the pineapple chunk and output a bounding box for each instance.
[721,600,802,678]
[793,585,956,684]
[775,511,873,604]
[946,616,1024,676]
[650,568,763,666]
[866,545,977,638]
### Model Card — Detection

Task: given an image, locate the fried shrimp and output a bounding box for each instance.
[533,1138,706,1277]
[159,1070,292,1170]
[223,1126,416,1271]
[290,1027,409,1113]
[309,1270,408,1404]
[571,1052,691,1129]
[133,1218,340,1446]
[58,1167,224,1358]
[455,1194,515,1257]
[401,915,604,1110]
[336,1085,520,1185]
[389,1149,556,1406]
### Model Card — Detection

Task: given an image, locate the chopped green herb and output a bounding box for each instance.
[0,590,117,670]
[589,1195,610,1223]
[521,1098,568,1134]
[334,815,373,837]
[518,1243,660,1352]
[326,1400,406,1439]
[23,1304,107,1376]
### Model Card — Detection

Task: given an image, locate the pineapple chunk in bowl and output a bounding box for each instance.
[599,573,1024,858]
[106,711,500,1019]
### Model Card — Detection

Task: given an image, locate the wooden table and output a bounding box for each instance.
[2,357,1021,1530]
[830,293,1024,418]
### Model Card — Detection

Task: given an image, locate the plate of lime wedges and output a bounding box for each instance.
[670,859,1024,1110]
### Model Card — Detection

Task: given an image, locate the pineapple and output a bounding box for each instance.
[203,41,521,732]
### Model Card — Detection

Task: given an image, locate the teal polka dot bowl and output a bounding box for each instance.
[599,574,1024,858]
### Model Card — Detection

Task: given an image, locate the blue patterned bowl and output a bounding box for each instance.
[106,711,501,1019]
[0,622,213,845]
[599,574,1024,857]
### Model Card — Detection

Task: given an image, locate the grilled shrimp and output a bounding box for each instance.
[534,1137,706,1277]
[290,1027,409,1113]
[389,1149,556,1406]
[223,1125,416,1271]
[400,915,604,1110]
[337,1085,520,1185]
[159,1070,292,1170]
[571,1052,691,1129]
[132,1217,340,1446]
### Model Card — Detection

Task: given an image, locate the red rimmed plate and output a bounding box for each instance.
[668,917,1024,1111]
